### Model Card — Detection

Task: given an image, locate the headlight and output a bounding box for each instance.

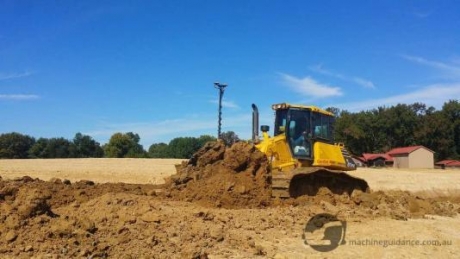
[272,103,287,110]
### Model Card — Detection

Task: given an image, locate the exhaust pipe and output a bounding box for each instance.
[252,104,259,142]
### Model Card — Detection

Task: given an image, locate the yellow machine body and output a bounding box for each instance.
[252,103,368,198]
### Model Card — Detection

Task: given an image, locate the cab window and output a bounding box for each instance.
[287,109,311,157]
[312,112,334,142]
[274,110,288,136]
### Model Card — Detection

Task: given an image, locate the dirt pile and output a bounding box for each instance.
[1,169,460,257]
[0,176,288,258]
[165,141,460,218]
[165,141,272,208]
[286,187,460,220]
[0,177,169,258]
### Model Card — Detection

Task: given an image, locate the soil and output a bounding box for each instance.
[165,141,272,208]
[0,141,459,258]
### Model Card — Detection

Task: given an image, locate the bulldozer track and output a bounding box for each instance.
[271,167,369,198]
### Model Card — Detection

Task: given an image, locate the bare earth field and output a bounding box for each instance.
[1,157,460,258]
[2,159,460,192]
[0,158,185,185]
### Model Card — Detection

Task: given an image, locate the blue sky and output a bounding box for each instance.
[1,1,460,148]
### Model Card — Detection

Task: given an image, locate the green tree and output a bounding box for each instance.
[45,138,75,158]
[148,135,216,158]
[198,135,217,146]
[325,107,341,117]
[416,110,453,160]
[148,143,169,158]
[104,132,146,158]
[0,132,35,158]
[335,104,424,155]
[220,131,239,146]
[334,110,368,155]
[167,137,201,158]
[385,104,420,148]
[28,138,49,158]
[441,100,460,158]
[73,133,104,158]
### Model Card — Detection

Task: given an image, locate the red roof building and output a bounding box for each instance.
[435,160,460,168]
[387,145,434,169]
[360,145,435,169]
[387,145,434,156]
[361,153,393,167]
[362,153,393,161]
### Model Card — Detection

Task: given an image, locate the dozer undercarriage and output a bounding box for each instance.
[271,167,370,198]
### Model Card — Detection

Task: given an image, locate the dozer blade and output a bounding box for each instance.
[271,167,369,198]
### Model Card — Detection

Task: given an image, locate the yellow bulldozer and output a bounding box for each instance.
[251,103,369,198]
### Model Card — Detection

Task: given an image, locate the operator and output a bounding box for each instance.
[293,132,306,146]
[291,129,311,156]
[294,129,312,144]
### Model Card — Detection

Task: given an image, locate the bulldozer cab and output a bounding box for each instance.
[273,104,335,160]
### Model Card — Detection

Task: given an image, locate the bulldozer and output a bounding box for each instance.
[251,103,369,198]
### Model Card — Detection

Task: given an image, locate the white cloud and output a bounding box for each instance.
[89,120,213,139]
[331,83,460,111]
[86,113,252,147]
[0,94,39,100]
[402,55,460,77]
[333,54,460,112]
[310,64,375,89]
[0,71,34,81]
[351,77,375,89]
[280,73,343,98]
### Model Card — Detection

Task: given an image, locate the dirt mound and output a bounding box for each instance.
[165,141,460,218]
[288,187,460,220]
[165,141,272,208]
[1,177,54,222]
[0,177,167,257]
[1,168,460,257]
[1,176,160,209]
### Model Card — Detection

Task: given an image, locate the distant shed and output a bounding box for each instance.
[387,145,434,169]
[435,160,460,169]
[362,153,393,167]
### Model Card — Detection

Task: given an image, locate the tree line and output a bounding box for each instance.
[1,100,458,160]
[330,100,460,160]
[0,131,240,159]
